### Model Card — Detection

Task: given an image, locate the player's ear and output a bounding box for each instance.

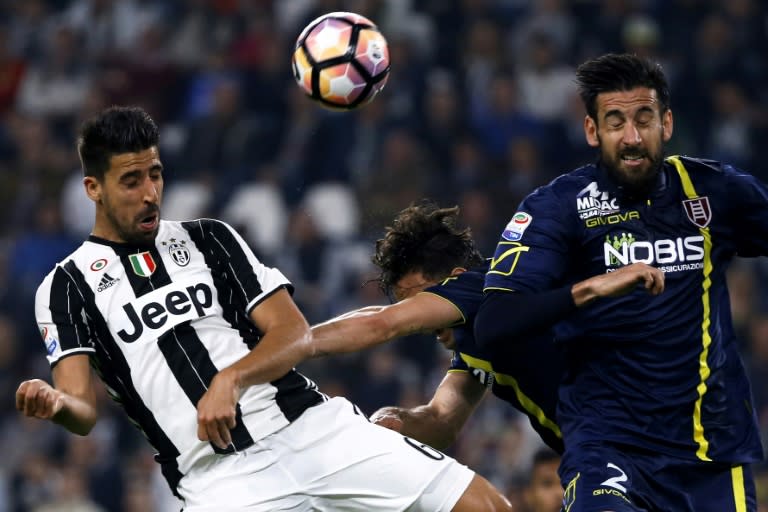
[450,267,466,277]
[662,108,673,142]
[584,115,599,147]
[83,176,102,204]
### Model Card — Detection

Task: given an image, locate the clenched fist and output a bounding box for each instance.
[16,379,64,419]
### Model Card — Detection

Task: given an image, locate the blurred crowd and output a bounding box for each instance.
[0,0,766,510]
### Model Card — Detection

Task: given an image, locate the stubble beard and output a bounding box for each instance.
[598,138,665,197]
[105,206,158,246]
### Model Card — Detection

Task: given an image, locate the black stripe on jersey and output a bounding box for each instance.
[272,370,325,422]
[183,219,262,347]
[61,260,184,496]
[183,219,324,424]
[120,246,173,298]
[49,266,91,352]
[157,320,254,453]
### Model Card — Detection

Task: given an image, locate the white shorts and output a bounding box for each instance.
[177,396,475,511]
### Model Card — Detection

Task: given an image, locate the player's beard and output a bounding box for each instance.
[105,203,160,245]
[598,136,666,198]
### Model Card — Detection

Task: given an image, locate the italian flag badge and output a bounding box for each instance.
[129,252,157,277]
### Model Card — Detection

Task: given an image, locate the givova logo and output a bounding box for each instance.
[116,283,214,343]
[604,233,704,268]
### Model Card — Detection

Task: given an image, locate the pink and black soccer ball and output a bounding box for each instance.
[292,12,391,110]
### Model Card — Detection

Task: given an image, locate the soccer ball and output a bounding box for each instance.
[292,12,390,110]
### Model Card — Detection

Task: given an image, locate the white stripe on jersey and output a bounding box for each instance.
[34,219,322,479]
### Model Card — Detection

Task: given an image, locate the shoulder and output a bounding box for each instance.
[667,155,764,192]
[177,217,233,235]
[526,164,598,202]
[668,155,751,179]
[34,243,90,303]
[177,218,246,245]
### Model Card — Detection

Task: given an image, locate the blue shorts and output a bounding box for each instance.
[559,442,756,512]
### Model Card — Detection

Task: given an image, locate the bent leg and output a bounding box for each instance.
[451,474,513,512]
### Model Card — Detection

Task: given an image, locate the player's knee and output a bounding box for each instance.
[452,474,513,512]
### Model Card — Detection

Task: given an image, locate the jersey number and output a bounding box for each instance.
[403,436,445,460]
[600,462,628,493]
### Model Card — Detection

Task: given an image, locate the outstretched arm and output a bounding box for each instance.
[16,354,98,436]
[370,371,486,450]
[477,262,665,350]
[310,292,464,357]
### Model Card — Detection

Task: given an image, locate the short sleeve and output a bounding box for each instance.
[35,266,96,366]
[484,185,574,293]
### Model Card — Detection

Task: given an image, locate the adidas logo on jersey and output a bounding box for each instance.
[97,273,119,292]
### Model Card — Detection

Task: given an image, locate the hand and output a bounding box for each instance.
[197,368,241,449]
[370,406,404,432]
[574,262,665,306]
[16,379,65,420]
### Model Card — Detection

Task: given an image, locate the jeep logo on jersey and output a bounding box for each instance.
[604,233,704,267]
[116,283,214,343]
[576,181,620,220]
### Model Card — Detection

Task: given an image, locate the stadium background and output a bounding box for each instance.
[0,0,766,510]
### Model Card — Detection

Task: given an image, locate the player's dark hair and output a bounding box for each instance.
[373,200,483,298]
[576,53,670,121]
[524,447,561,486]
[531,447,560,467]
[77,106,160,179]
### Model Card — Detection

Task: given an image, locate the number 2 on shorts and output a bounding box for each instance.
[600,462,628,493]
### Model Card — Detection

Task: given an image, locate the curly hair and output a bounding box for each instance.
[372,200,483,296]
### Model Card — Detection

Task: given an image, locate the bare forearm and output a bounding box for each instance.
[227,325,313,389]
[394,406,463,450]
[373,375,482,450]
[53,394,98,435]
[17,375,98,436]
[311,314,394,357]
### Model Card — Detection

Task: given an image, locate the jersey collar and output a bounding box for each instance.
[595,159,670,204]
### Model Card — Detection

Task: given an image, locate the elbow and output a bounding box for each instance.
[474,299,502,351]
[55,407,98,436]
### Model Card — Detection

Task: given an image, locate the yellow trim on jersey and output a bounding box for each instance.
[488,242,530,276]
[458,352,562,439]
[667,155,714,461]
[482,286,516,293]
[731,465,747,512]
[419,291,467,326]
[563,472,580,512]
[439,276,459,286]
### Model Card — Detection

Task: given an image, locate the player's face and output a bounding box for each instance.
[523,460,563,512]
[584,87,673,195]
[392,272,456,350]
[85,147,164,245]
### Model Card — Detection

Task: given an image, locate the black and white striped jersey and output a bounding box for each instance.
[35,218,325,494]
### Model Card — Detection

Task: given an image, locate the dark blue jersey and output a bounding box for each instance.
[484,156,767,464]
[424,262,564,453]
